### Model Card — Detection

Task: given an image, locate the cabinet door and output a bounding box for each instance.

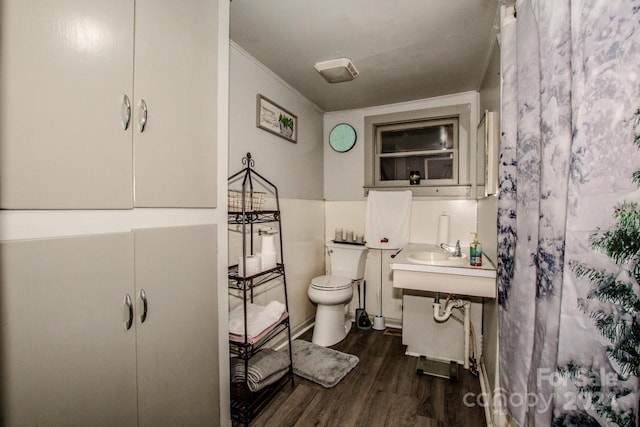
[133,0,218,207]
[134,225,219,426]
[0,0,135,209]
[0,233,137,426]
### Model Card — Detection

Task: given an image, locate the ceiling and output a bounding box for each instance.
[230,0,501,112]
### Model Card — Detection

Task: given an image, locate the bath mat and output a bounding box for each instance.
[287,339,359,388]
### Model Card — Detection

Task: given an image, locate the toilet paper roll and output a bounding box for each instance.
[258,252,277,271]
[261,235,276,254]
[372,315,385,331]
[437,213,450,245]
[238,255,261,277]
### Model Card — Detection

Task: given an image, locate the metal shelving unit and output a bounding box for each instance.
[227,153,294,425]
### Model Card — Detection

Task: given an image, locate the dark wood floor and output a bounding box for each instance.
[250,326,486,427]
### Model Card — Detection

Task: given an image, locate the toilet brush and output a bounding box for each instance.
[356,280,371,330]
[356,281,362,317]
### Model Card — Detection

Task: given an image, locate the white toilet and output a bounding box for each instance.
[308,242,368,347]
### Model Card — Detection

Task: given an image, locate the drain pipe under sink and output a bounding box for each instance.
[433,295,472,370]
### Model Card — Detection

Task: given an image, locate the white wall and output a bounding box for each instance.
[480,39,501,114]
[229,42,324,200]
[478,38,501,418]
[228,199,323,331]
[477,196,498,265]
[228,43,326,336]
[216,3,231,423]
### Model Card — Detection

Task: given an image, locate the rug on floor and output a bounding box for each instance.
[287,339,359,388]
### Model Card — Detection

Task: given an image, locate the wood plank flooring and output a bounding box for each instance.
[249,327,487,427]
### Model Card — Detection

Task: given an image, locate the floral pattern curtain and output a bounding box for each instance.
[498,0,640,425]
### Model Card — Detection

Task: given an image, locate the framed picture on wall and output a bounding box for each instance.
[256,94,297,143]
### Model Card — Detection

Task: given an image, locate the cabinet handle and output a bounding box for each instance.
[139,288,148,324]
[139,99,148,132]
[122,95,131,130]
[125,294,133,330]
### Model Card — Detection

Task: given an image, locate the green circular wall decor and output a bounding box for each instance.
[329,123,357,153]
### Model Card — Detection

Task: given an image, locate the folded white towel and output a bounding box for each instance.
[264,300,286,318]
[364,190,412,249]
[228,301,286,338]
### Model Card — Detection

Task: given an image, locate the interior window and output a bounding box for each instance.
[375,118,459,185]
[364,103,471,198]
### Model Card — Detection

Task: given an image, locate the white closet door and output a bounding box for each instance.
[0,0,134,209]
[134,225,219,426]
[0,233,137,426]
[133,0,218,207]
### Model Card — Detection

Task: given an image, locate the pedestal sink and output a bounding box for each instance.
[390,243,497,373]
[390,243,496,298]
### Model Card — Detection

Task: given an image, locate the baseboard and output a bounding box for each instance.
[273,315,401,351]
[291,317,315,340]
[495,401,510,427]
[382,317,402,330]
[478,359,510,427]
[348,314,403,331]
[479,359,494,427]
[273,316,315,351]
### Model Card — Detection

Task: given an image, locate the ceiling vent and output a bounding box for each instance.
[314,58,359,83]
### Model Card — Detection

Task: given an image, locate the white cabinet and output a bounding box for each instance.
[0,0,218,209]
[1,232,138,426]
[0,0,135,209]
[133,0,218,207]
[135,225,219,426]
[0,225,218,425]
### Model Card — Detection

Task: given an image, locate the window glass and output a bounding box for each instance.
[380,153,453,181]
[380,123,454,153]
[376,117,457,183]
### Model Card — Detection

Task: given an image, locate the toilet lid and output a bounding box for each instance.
[311,275,352,291]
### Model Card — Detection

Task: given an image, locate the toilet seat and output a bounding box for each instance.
[310,275,352,291]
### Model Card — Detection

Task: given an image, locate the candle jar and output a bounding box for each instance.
[409,170,421,185]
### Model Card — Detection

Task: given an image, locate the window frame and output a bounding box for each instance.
[364,103,471,198]
[375,117,459,186]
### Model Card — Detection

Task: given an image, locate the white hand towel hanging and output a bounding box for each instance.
[364,190,412,249]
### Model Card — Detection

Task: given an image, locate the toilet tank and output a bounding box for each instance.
[327,243,368,280]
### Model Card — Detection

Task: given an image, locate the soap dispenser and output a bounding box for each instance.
[470,233,483,267]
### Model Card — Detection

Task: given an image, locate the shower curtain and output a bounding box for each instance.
[498,1,640,425]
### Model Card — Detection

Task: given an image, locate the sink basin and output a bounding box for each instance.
[407,251,468,266]
[390,243,497,298]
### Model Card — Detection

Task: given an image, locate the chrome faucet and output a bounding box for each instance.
[440,240,462,257]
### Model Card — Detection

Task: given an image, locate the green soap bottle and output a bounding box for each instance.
[470,233,482,267]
